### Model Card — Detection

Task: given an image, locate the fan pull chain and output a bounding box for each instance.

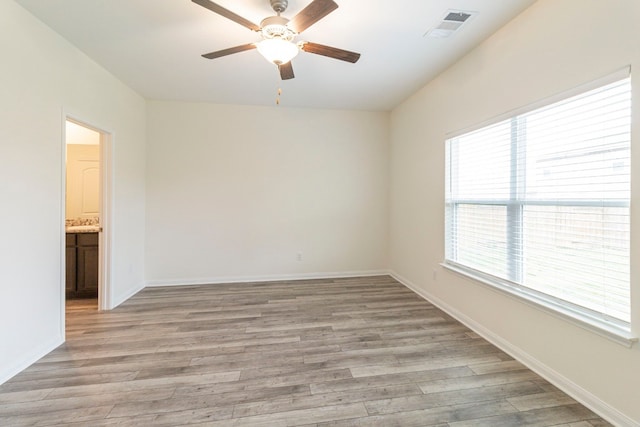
[276,88,282,105]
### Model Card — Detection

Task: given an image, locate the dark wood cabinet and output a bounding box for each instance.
[65,233,76,296]
[66,232,98,299]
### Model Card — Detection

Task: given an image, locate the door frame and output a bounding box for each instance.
[61,114,114,336]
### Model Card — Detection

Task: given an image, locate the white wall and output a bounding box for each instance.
[146,101,389,284]
[389,0,640,424]
[0,0,146,383]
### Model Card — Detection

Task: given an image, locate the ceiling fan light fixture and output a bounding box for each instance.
[256,38,299,65]
[194,0,360,80]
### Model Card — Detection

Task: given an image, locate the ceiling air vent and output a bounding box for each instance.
[425,10,475,39]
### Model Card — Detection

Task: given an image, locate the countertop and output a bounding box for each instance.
[66,225,100,233]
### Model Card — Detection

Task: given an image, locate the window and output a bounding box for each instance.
[445,74,632,335]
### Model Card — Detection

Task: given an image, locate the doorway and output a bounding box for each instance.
[63,118,111,321]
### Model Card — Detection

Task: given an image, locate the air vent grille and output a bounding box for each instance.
[444,12,472,23]
[425,10,476,39]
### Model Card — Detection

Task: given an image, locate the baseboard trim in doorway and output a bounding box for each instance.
[110,281,146,309]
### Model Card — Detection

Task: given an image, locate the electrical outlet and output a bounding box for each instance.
[297,252,303,262]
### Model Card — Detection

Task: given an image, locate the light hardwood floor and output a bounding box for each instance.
[0,276,611,426]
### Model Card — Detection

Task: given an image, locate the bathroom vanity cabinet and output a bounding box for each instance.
[65,232,98,299]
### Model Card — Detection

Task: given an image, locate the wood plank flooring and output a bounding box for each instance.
[0,276,611,426]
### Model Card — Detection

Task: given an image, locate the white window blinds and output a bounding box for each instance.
[445,76,631,326]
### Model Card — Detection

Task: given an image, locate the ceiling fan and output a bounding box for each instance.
[192,0,361,80]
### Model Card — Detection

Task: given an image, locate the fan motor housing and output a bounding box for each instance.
[270,0,288,13]
[260,16,296,40]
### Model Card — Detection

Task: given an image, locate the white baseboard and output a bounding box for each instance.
[109,281,145,309]
[389,271,637,427]
[0,335,63,385]
[145,270,391,287]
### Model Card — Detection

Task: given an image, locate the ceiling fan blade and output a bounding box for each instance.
[287,0,338,33]
[202,43,256,59]
[192,0,260,32]
[300,42,361,63]
[278,62,295,80]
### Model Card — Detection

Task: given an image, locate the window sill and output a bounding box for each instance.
[441,261,638,348]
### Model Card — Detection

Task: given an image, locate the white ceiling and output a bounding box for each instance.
[15,0,536,111]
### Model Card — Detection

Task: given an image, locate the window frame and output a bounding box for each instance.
[442,68,637,347]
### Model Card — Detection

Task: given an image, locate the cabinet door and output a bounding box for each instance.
[77,232,98,246]
[76,244,99,298]
[65,246,77,298]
